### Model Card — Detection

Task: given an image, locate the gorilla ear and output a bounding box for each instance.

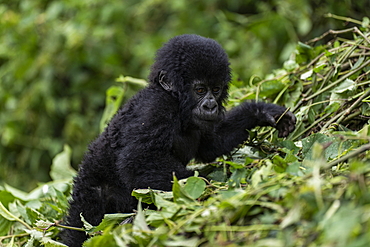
[158,70,173,92]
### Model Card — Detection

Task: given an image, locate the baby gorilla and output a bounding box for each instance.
[62,34,296,246]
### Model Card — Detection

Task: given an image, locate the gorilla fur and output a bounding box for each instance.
[62,34,296,246]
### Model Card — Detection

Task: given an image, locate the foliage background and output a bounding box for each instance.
[0,0,369,194]
[1,0,370,246]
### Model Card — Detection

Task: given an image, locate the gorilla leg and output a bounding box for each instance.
[62,173,105,247]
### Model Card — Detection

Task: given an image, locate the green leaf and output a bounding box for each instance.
[0,191,15,206]
[25,237,36,247]
[361,103,370,116]
[163,236,199,247]
[99,85,125,132]
[224,160,244,169]
[279,140,300,154]
[228,168,248,188]
[4,184,30,201]
[280,204,302,228]
[80,213,95,232]
[283,60,299,71]
[41,237,68,247]
[297,41,313,50]
[302,132,360,163]
[362,17,370,28]
[183,177,206,199]
[172,176,195,204]
[36,220,54,229]
[313,64,326,73]
[285,83,303,108]
[133,200,150,232]
[84,230,117,247]
[332,79,355,93]
[50,145,76,181]
[325,101,340,114]
[15,200,33,225]
[300,69,313,80]
[131,189,155,204]
[132,189,173,205]
[351,56,365,70]
[116,75,148,87]
[0,201,31,230]
[95,213,135,231]
[286,161,304,176]
[323,204,362,244]
[207,169,227,182]
[272,155,288,173]
[153,193,178,210]
[307,107,316,124]
[251,161,273,188]
[0,201,20,221]
[259,80,286,98]
[0,216,12,236]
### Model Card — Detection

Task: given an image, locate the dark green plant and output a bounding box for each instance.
[1,0,368,190]
[1,18,370,246]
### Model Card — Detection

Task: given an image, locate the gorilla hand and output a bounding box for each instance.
[257,104,296,138]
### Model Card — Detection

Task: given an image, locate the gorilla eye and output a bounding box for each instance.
[212,87,221,93]
[196,87,206,94]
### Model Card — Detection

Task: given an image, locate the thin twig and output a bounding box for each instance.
[290,112,331,141]
[321,88,370,130]
[353,26,370,45]
[39,222,86,232]
[304,59,370,102]
[325,143,370,168]
[325,13,363,25]
[307,27,358,44]
[0,233,29,241]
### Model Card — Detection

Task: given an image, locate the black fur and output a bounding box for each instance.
[62,34,296,246]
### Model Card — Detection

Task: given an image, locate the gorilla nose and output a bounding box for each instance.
[203,102,217,114]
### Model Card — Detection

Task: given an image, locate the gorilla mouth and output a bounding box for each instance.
[191,107,220,123]
[194,113,219,123]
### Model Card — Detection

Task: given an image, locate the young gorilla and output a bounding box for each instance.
[62,34,296,246]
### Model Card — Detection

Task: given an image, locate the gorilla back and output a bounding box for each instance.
[62,34,296,246]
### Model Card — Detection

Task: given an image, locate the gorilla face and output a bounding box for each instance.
[191,80,224,126]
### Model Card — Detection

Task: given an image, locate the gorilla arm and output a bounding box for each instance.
[195,101,296,163]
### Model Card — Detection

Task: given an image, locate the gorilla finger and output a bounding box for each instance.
[266,114,277,127]
[284,112,295,122]
[290,113,297,124]
[278,130,287,138]
[282,127,290,137]
[276,127,284,138]
[278,125,292,138]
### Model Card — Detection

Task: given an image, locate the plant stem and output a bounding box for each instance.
[304,59,370,102]
[48,222,86,232]
[325,13,363,25]
[291,112,332,141]
[321,88,370,130]
[0,233,29,241]
[325,143,370,168]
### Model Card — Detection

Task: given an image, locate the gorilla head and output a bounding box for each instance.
[148,34,231,128]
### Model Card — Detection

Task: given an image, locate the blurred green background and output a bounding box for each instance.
[0,0,369,190]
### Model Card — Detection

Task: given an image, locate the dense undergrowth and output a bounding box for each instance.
[1,17,370,247]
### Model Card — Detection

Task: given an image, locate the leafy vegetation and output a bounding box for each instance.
[1,0,369,190]
[1,17,370,246]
